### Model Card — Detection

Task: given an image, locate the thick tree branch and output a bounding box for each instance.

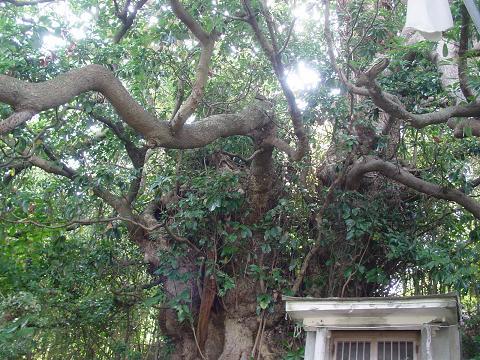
[346,157,480,219]
[0,65,273,148]
[459,5,475,100]
[263,136,297,159]
[0,65,159,135]
[27,153,73,178]
[169,0,209,45]
[0,110,36,135]
[2,161,30,185]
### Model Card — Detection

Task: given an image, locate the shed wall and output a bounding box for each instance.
[304,325,461,360]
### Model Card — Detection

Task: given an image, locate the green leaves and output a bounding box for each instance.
[343,205,373,241]
[216,271,235,297]
[206,196,221,212]
[142,292,165,307]
[169,290,192,323]
[256,293,272,314]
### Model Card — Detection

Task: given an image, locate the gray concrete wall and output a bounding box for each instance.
[422,324,461,360]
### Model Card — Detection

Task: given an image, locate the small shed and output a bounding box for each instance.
[284,293,461,360]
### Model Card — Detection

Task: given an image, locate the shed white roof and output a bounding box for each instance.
[284,293,460,330]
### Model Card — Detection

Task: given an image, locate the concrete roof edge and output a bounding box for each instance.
[282,292,459,303]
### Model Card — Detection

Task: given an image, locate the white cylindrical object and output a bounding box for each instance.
[404,0,454,41]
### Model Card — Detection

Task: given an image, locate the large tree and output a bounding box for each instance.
[1,0,480,358]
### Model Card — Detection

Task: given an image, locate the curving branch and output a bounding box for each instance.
[323,0,369,96]
[323,0,480,135]
[168,0,219,134]
[0,65,159,135]
[459,5,475,100]
[113,0,149,44]
[169,40,216,133]
[170,0,210,45]
[1,134,136,219]
[2,160,30,185]
[0,65,273,148]
[7,141,165,264]
[346,157,480,219]
[31,153,133,217]
[243,0,308,161]
[357,71,480,130]
[0,110,36,135]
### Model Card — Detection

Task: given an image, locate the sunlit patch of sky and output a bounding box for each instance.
[330,88,341,96]
[293,2,322,33]
[286,61,321,93]
[87,124,104,137]
[21,2,98,53]
[41,34,66,52]
[295,98,308,111]
[148,16,158,27]
[186,114,196,124]
[184,39,196,50]
[65,158,81,171]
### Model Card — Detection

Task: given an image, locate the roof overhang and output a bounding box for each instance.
[284,294,460,330]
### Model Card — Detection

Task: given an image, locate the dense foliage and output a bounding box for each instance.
[0,0,479,358]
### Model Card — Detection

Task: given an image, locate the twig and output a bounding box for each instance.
[291,152,356,295]
[0,215,162,231]
[169,0,219,134]
[190,323,208,360]
[220,149,263,164]
[277,19,296,55]
[164,223,202,253]
[243,0,308,161]
[251,311,265,359]
[340,236,371,297]
[113,0,148,43]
